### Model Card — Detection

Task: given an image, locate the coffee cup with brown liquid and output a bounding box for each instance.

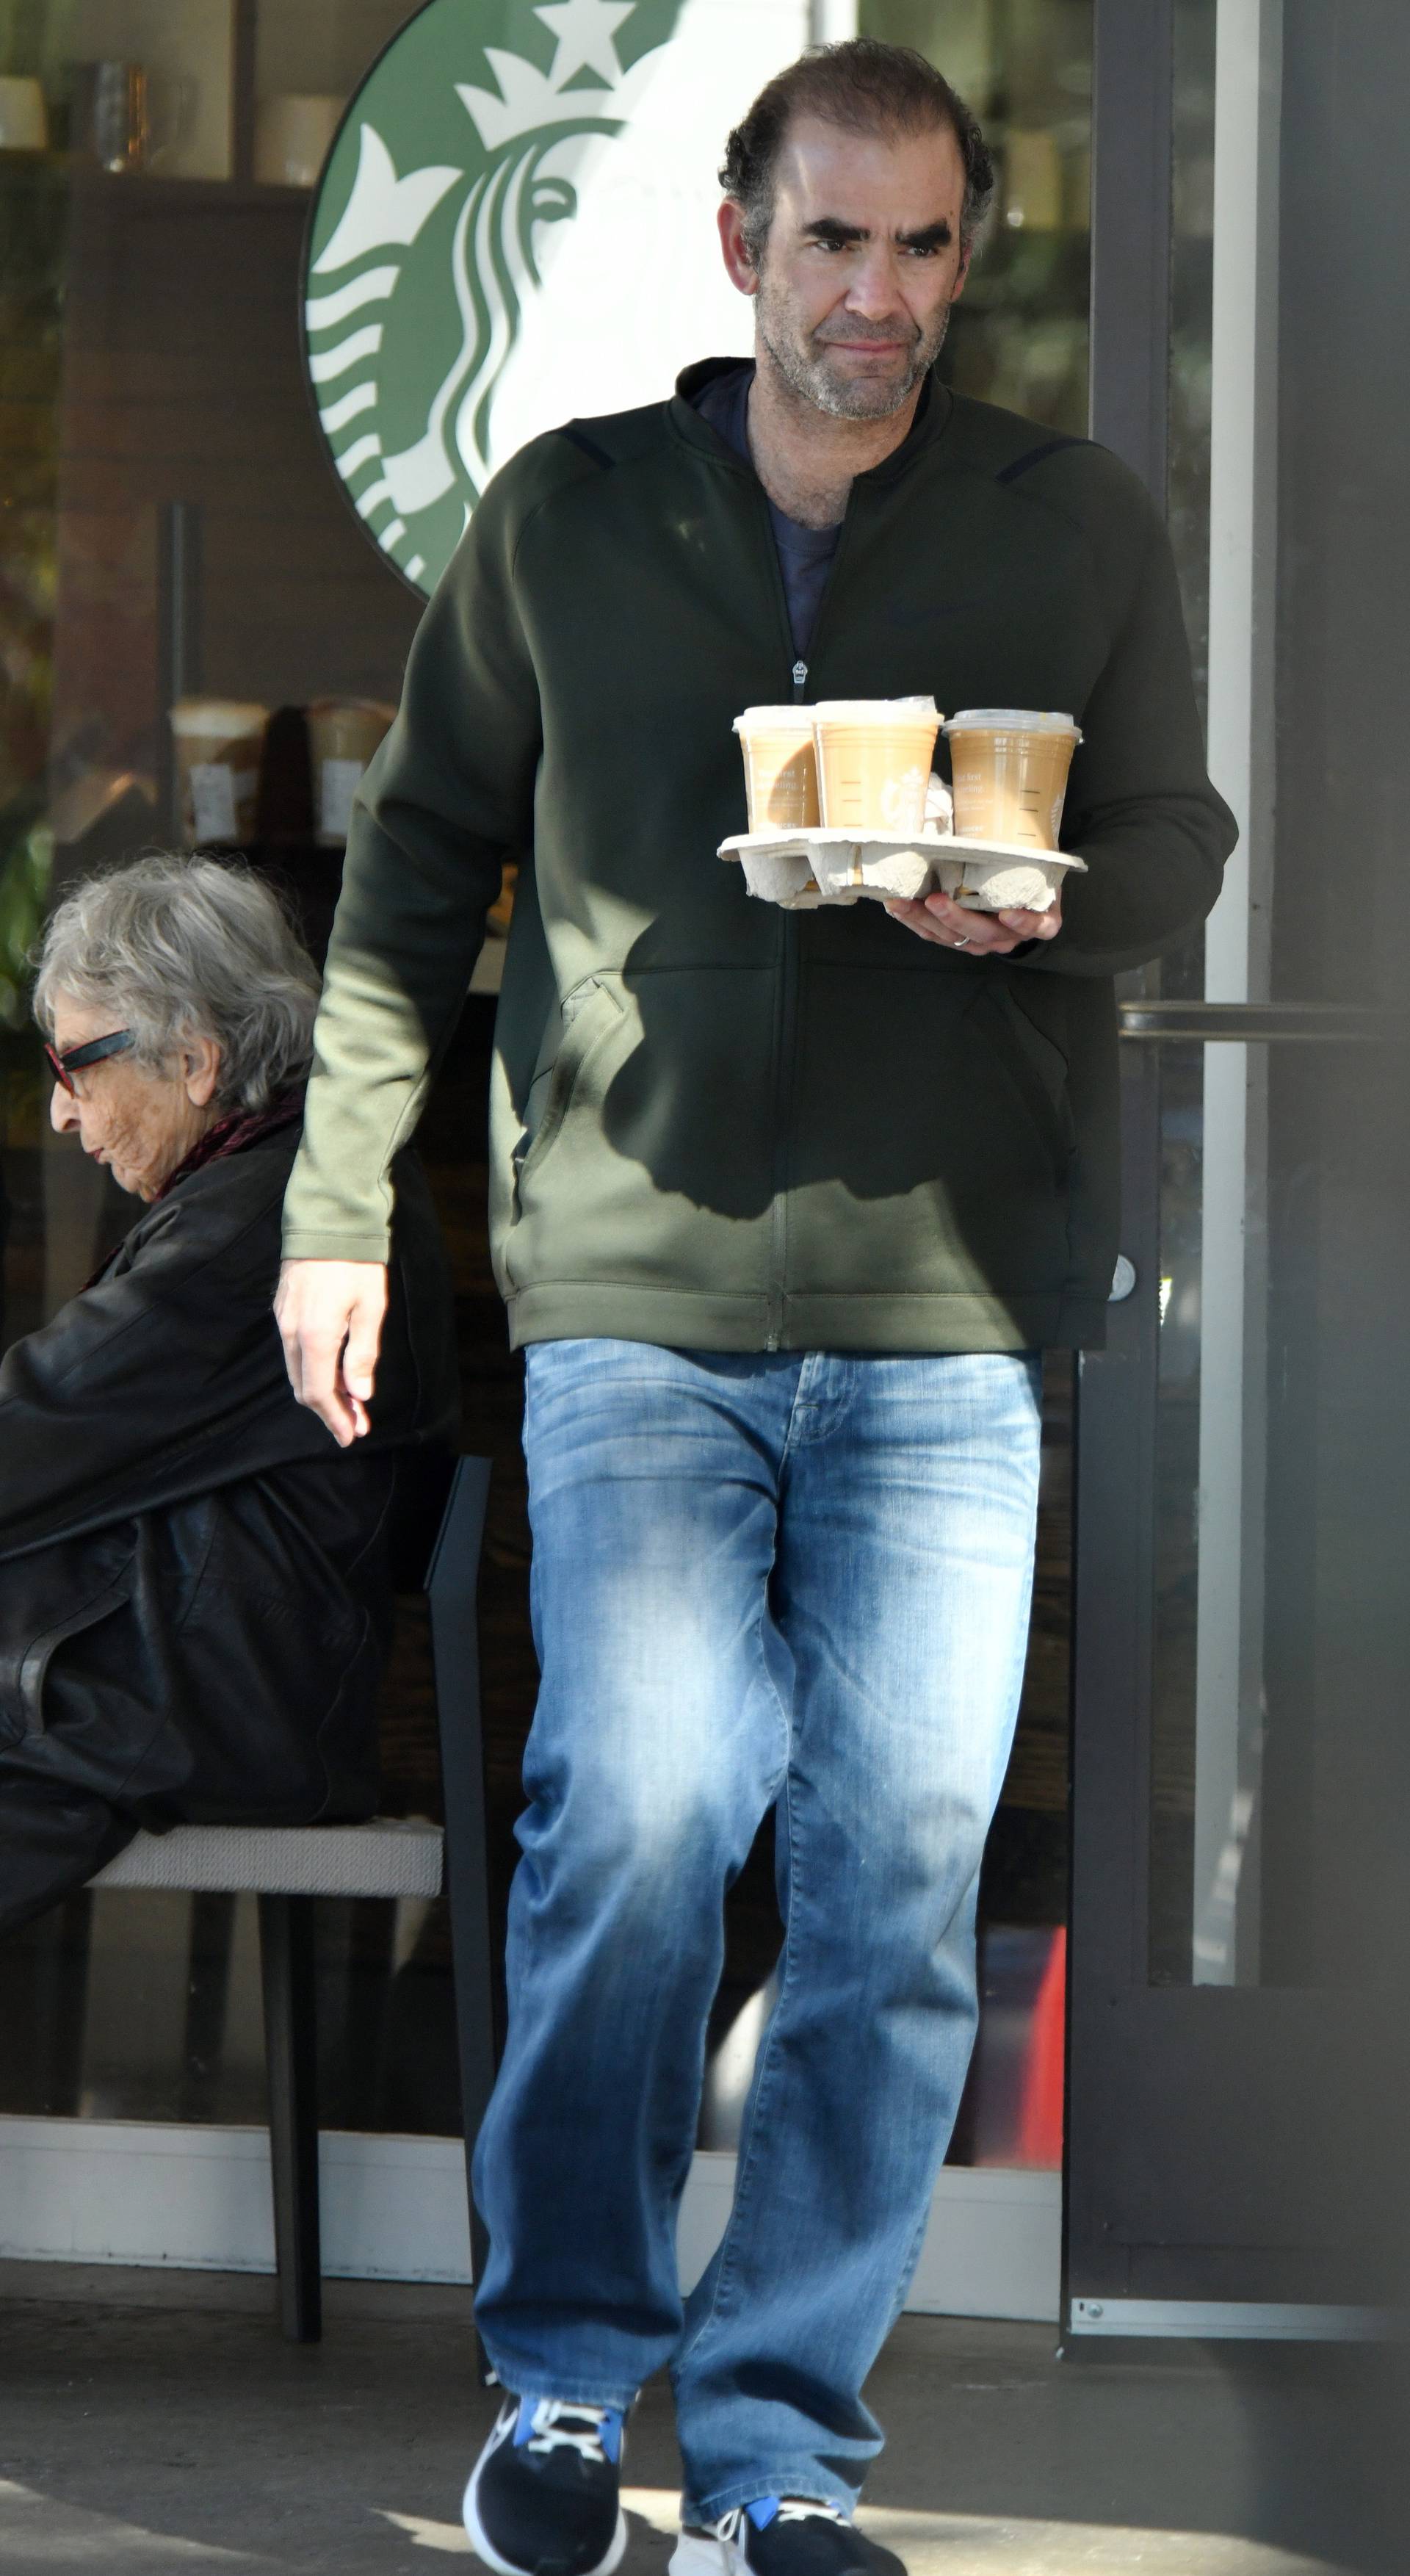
[942,710,1081,850]
[734,707,822,831]
[811,697,941,835]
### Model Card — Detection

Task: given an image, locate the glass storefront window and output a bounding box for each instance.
[1168,0,1216,715]
[2,0,1084,2170]
[864,0,1092,437]
[1146,0,1410,1993]
[861,0,1093,2165]
[1146,0,1218,1979]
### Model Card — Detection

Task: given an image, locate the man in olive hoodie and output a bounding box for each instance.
[278,39,1234,2576]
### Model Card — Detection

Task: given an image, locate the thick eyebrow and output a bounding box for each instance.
[799,214,955,250]
[897,217,955,250]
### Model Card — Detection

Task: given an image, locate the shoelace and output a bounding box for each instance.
[521,2398,618,2463]
[715,2500,850,2541]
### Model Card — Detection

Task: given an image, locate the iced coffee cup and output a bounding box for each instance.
[942,709,1081,849]
[170,699,270,848]
[811,698,941,834]
[734,705,821,831]
[308,696,396,845]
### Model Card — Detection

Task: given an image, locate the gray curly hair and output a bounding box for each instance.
[32,854,320,1113]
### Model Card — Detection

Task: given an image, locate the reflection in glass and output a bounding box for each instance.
[864,0,1092,438]
[1,0,1083,2165]
[1149,1028,1410,1992]
[1168,0,1217,716]
[1149,1042,1203,1985]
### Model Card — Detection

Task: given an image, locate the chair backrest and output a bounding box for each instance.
[427,1454,492,1607]
[386,1440,459,1594]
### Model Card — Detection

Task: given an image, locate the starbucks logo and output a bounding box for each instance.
[303,0,705,596]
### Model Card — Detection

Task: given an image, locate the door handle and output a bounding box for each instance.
[1118,1000,1395,1042]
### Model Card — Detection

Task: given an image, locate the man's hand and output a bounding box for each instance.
[275,1259,389,1448]
[883,884,1063,955]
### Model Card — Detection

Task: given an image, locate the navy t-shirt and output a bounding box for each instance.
[692,362,840,662]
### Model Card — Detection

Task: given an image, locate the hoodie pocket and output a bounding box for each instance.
[969,983,1076,1180]
[514,976,627,1194]
[499,962,780,1306]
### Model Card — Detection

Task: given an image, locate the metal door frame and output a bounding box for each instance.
[1063,0,1381,2341]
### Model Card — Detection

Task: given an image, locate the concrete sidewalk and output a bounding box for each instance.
[0,2263,1395,2575]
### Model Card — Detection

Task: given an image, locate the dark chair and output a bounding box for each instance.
[90,1455,496,2347]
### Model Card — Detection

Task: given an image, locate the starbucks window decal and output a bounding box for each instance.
[302,0,775,597]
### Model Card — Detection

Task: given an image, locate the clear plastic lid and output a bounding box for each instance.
[944,708,1080,738]
[811,696,939,721]
[734,705,820,732]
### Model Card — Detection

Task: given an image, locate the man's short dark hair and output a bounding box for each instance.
[720,37,994,264]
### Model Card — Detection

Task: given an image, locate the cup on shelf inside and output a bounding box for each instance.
[942,709,1081,850]
[811,697,941,834]
[733,705,821,831]
[255,94,341,190]
[1002,129,1066,232]
[0,76,48,151]
[306,697,396,845]
[170,699,270,847]
[68,61,196,174]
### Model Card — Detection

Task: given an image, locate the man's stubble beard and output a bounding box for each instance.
[753,265,954,422]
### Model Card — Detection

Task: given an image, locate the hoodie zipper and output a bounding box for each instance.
[754,493,808,1352]
[761,498,860,1348]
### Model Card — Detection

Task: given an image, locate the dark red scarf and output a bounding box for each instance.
[84,1092,304,1288]
[153,1089,304,1202]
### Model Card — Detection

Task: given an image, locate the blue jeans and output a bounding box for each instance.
[473,1342,1041,2519]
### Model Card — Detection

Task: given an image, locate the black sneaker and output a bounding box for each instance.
[670,2499,905,2576]
[463,2394,628,2576]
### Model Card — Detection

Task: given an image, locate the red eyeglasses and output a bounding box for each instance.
[45,1029,134,1094]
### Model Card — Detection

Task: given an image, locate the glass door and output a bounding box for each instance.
[1065,0,1410,2334]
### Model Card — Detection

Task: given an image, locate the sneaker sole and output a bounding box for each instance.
[670,2528,899,2576]
[668,2536,737,2576]
[462,2465,628,2576]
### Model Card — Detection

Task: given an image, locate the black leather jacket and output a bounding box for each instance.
[0,1122,458,1830]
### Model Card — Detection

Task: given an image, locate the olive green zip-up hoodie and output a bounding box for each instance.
[283,361,1236,1353]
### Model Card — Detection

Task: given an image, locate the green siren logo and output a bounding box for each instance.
[303,0,701,596]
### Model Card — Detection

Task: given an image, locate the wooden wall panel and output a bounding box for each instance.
[52,176,420,776]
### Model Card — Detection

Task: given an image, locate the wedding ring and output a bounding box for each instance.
[952,934,972,949]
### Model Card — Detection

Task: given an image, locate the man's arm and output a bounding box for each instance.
[1013,503,1237,976]
[279,475,541,1435]
[275,1258,388,1449]
[283,483,541,1263]
[887,479,1235,973]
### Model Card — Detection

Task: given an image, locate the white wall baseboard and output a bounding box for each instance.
[0,2118,1060,2321]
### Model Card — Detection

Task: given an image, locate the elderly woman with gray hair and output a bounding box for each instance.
[0,855,457,1930]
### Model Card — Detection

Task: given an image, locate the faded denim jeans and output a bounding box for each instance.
[472,1341,1042,2519]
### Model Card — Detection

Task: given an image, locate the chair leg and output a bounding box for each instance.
[258,1893,322,2343]
[179,1890,237,2124]
[427,1457,499,2383]
[440,1682,499,2384]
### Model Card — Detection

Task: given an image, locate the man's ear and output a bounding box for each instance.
[717,197,760,297]
[181,1031,223,1108]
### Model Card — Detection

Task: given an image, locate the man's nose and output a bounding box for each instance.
[50,1081,79,1133]
[845,245,905,317]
